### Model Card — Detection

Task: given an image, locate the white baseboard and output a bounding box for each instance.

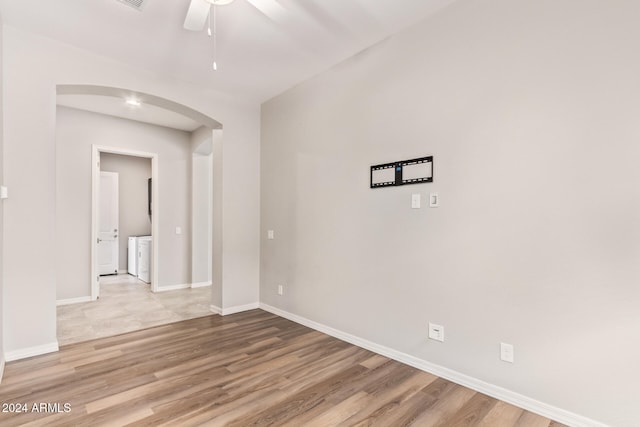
[5,342,59,362]
[221,302,259,316]
[259,303,607,427]
[155,283,191,292]
[56,296,92,306]
[156,282,212,292]
[211,304,260,316]
[191,282,212,288]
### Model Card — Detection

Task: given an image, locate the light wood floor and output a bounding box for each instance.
[57,274,213,345]
[1,310,566,427]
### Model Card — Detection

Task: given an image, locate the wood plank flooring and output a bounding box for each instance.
[0,310,566,426]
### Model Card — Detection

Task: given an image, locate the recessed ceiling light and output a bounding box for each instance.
[125,98,142,107]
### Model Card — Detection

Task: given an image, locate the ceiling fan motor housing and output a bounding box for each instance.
[205,0,236,5]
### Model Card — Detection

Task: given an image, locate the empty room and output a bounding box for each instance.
[0,0,637,426]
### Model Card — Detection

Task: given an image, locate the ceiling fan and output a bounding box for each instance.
[184,0,287,31]
[183,0,290,70]
[183,0,238,70]
[183,0,236,32]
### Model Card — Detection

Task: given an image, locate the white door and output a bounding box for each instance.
[98,171,119,275]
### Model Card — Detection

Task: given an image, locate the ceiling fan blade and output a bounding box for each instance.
[245,0,288,23]
[184,0,210,31]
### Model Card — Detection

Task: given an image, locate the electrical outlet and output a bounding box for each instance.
[428,323,444,342]
[500,342,514,363]
[277,285,283,296]
[267,230,275,240]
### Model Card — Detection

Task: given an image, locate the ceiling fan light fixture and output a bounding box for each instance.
[204,0,235,5]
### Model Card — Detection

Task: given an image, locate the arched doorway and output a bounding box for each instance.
[55,84,223,344]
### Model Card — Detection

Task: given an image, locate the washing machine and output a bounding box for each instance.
[137,236,152,284]
[128,236,138,276]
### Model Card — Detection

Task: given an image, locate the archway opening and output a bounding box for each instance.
[55,84,222,345]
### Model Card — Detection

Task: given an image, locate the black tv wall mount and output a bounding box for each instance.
[370,156,433,188]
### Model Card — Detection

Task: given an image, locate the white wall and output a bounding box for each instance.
[212,130,223,309]
[192,154,212,285]
[260,1,640,426]
[100,152,152,272]
[2,25,260,357]
[191,126,212,155]
[191,126,213,286]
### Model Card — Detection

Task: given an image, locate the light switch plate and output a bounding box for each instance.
[0,186,7,200]
[411,193,421,209]
[175,226,182,235]
[429,192,439,207]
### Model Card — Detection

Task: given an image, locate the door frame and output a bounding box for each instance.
[91,145,159,300]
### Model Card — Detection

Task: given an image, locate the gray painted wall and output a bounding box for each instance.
[192,153,212,285]
[260,1,640,426]
[56,106,191,299]
[100,153,152,272]
[3,26,58,357]
[0,20,5,376]
[2,25,260,358]
[190,126,213,286]
[211,130,223,309]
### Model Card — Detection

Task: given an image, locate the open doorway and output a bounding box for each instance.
[91,146,159,300]
[97,153,153,284]
[55,86,223,345]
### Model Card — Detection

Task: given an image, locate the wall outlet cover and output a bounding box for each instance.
[428,322,444,342]
[500,342,514,363]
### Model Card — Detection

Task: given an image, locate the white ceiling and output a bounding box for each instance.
[0,0,456,104]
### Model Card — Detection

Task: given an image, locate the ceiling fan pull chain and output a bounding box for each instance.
[213,4,218,71]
